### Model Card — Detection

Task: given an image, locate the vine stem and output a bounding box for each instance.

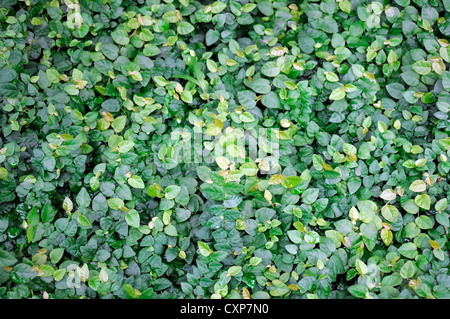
[376,199,392,214]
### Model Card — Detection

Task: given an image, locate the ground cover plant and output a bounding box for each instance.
[0,0,449,300]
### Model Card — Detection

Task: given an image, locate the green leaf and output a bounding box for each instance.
[0,167,8,181]
[412,60,432,75]
[102,99,121,112]
[255,207,276,223]
[302,188,319,205]
[205,29,220,45]
[53,269,66,281]
[0,248,17,267]
[400,260,416,279]
[347,177,361,194]
[11,263,37,284]
[227,266,242,276]
[245,77,271,94]
[360,223,377,251]
[112,28,130,45]
[261,62,280,77]
[162,11,179,23]
[409,180,426,192]
[398,243,418,259]
[283,176,302,188]
[211,1,227,13]
[287,230,302,244]
[181,90,193,103]
[41,203,56,223]
[329,87,346,100]
[348,285,369,298]
[305,231,320,244]
[62,197,73,212]
[0,65,17,83]
[143,43,161,57]
[414,194,431,210]
[165,185,181,200]
[415,215,433,229]
[381,205,399,223]
[76,187,91,207]
[325,230,343,248]
[355,259,368,276]
[148,184,162,197]
[177,21,195,35]
[46,68,60,84]
[0,83,18,98]
[439,138,450,150]
[380,229,393,246]
[112,116,127,133]
[118,140,135,153]
[261,91,280,109]
[50,248,64,264]
[380,189,396,201]
[100,43,119,60]
[402,199,419,214]
[128,175,145,189]
[435,198,448,212]
[198,241,212,257]
[77,214,92,228]
[202,184,225,201]
[125,210,140,228]
[242,3,256,12]
[240,163,258,176]
[107,198,124,210]
[239,112,255,123]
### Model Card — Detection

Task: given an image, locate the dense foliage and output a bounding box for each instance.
[0,0,449,300]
